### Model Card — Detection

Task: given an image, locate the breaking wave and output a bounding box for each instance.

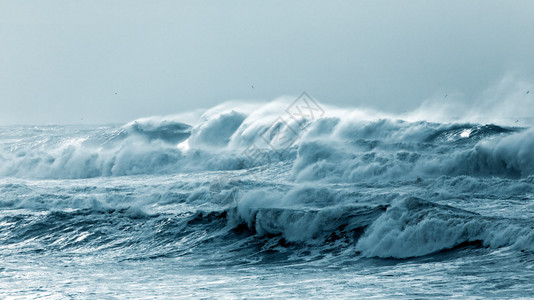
[0,99,532,180]
[2,180,534,260]
[1,97,534,260]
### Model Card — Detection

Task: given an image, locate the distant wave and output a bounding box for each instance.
[0,100,532,180]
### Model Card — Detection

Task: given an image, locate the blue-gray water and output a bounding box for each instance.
[1,102,534,298]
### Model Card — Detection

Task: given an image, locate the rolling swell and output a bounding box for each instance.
[2,194,533,261]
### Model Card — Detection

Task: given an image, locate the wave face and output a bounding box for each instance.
[2,99,534,297]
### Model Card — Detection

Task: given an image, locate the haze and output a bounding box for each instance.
[1,0,533,125]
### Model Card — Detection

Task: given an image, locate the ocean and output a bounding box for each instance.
[1,97,534,298]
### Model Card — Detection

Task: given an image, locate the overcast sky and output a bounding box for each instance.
[1,1,533,125]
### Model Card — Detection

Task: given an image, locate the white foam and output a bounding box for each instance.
[355,197,534,258]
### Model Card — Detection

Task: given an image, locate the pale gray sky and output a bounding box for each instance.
[1,0,533,125]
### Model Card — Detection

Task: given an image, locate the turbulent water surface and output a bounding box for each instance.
[1,100,534,298]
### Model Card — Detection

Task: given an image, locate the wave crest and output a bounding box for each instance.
[0,100,532,180]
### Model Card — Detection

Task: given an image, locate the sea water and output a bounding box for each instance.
[1,99,534,298]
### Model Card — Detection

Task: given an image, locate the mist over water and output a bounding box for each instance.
[2,84,534,298]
